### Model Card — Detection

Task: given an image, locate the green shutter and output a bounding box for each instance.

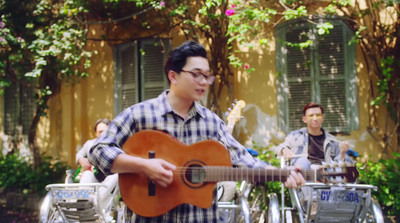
[4,83,36,135]
[286,27,313,130]
[140,39,169,101]
[317,24,348,131]
[114,39,170,115]
[4,85,18,135]
[121,42,138,110]
[20,86,36,134]
[114,41,138,114]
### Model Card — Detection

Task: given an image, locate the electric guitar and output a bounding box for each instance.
[225,99,256,155]
[218,99,246,201]
[226,99,246,134]
[119,130,359,217]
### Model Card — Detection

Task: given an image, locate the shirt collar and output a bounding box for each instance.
[158,89,206,119]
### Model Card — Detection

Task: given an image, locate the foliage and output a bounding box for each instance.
[248,143,292,211]
[0,0,93,165]
[0,153,69,195]
[356,153,400,216]
[86,0,236,116]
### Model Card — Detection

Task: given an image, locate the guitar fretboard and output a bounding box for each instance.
[198,167,321,183]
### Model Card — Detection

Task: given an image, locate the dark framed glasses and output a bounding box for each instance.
[181,70,215,85]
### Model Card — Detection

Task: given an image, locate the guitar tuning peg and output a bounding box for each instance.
[228,108,232,111]
[331,161,339,167]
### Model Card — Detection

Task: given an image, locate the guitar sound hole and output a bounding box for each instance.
[185,164,206,184]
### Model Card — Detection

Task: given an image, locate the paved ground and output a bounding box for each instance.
[0,207,38,223]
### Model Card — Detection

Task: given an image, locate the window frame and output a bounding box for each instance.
[3,81,36,136]
[275,16,359,133]
[113,38,171,115]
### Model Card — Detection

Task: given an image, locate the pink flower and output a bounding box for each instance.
[160,1,165,7]
[245,65,249,69]
[225,9,235,16]
[231,4,236,8]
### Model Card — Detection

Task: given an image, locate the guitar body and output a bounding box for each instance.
[119,130,359,217]
[119,130,232,217]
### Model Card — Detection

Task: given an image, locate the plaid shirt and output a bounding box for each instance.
[274,127,352,164]
[89,90,268,223]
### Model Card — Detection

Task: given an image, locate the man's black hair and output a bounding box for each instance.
[164,40,208,84]
[302,102,324,115]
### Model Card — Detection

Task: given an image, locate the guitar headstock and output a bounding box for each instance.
[318,162,359,183]
[226,99,246,128]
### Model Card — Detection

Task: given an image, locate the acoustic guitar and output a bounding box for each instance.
[119,130,359,217]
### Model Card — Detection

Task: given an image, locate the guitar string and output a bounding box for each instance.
[168,166,352,183]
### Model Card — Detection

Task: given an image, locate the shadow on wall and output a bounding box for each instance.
[233,104,287,149]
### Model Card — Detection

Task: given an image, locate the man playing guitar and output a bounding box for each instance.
[88,41,305,222]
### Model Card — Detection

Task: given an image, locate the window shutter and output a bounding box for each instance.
[317,24,348,131]
[286,27,313,130]
[140,39,168,101]
[20,86,36,134]
[114,39,170,115]
[276,17,358,133]
[114,42,138,114]
[4,85,18,135]
[4,83,36,135]
[121,42,138,110]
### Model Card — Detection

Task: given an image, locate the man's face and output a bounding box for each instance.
[302,107,324,129]
[173,56,211,102]
[95,123,108,137]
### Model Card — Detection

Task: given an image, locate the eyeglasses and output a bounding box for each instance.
[307,114,323,120]
[181,70,215,85]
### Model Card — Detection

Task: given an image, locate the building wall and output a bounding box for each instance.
[32,7,397,167]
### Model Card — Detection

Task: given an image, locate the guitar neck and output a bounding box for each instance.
[202,167,320,183]
[226,123,235,134]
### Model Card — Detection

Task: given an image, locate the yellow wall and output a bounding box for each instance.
[9,5,396,166]
[37,25,187,167]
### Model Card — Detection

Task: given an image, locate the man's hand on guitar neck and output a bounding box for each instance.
[78,157,92,171]
[285,168,306,188]
[265,165,305,188]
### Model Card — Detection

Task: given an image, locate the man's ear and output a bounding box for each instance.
[302,116,307,123]
[168,70,178,84]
